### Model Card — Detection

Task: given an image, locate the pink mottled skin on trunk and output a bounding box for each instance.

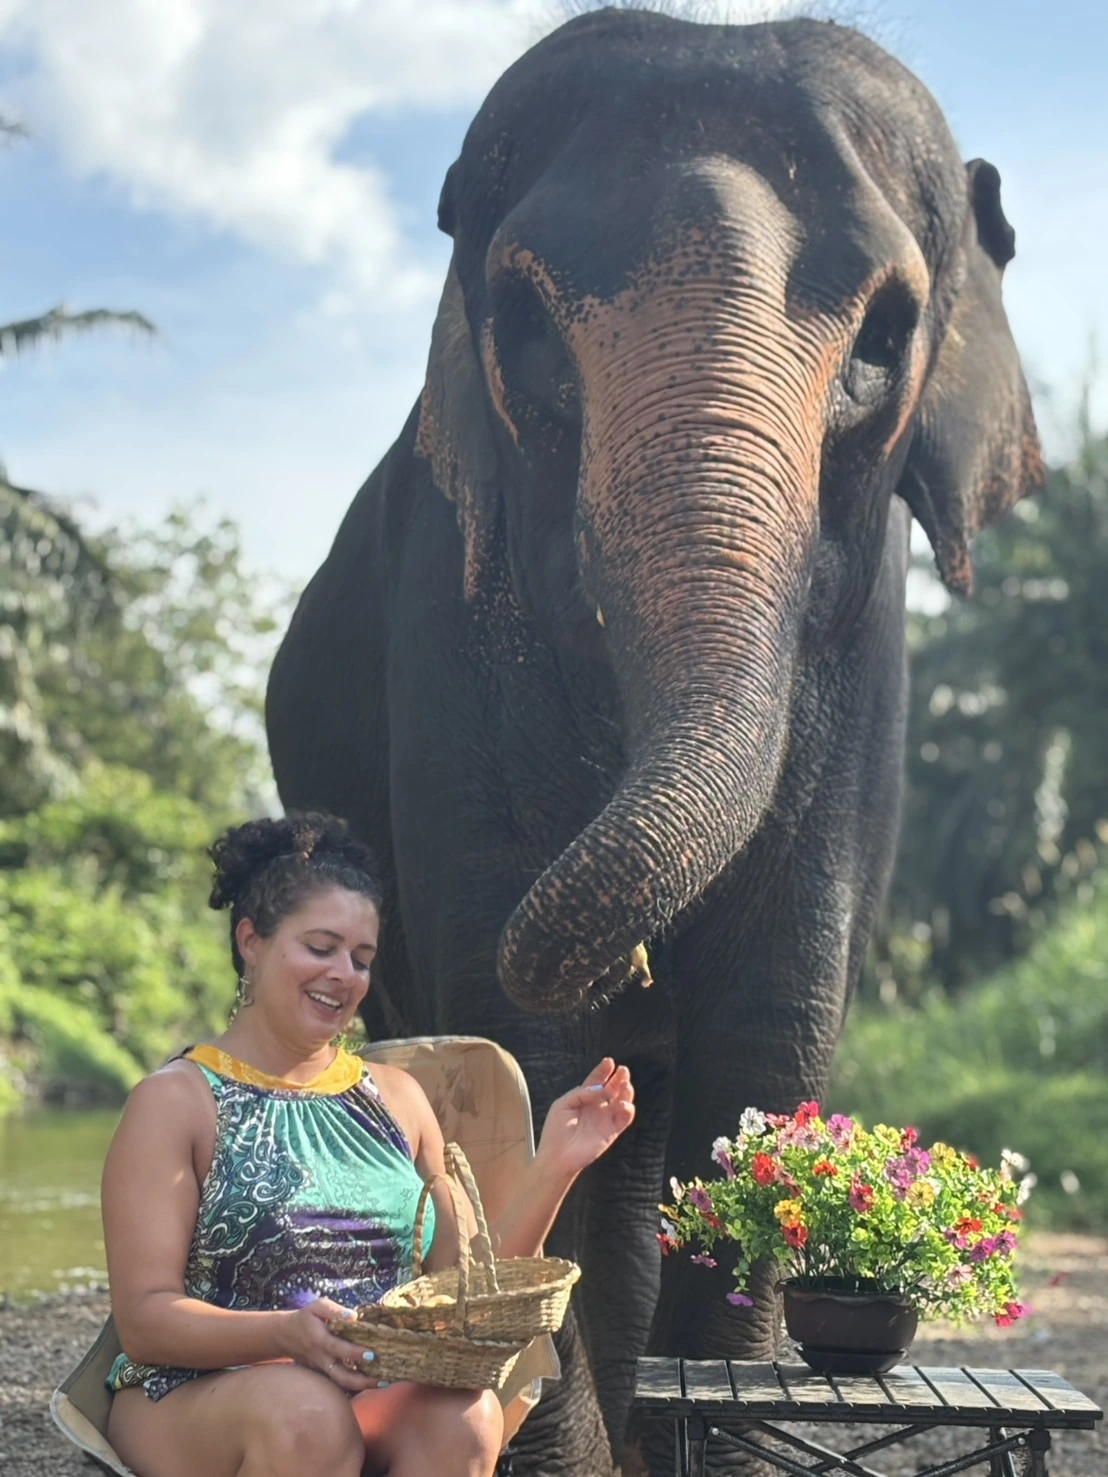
[491,164,872,1008]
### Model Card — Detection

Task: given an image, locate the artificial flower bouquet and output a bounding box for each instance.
[660,1103,1029,1327]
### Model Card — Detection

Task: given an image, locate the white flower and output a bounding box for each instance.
[668,1176,685,1203]
[711,1136,733,1167]
[660,1218,678,1239]
[1017,1172,1038,1205]
[739,1107,768,1137]
[1001,1147,1030,1179]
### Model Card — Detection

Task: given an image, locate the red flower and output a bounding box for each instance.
[849,1178,876,1214]
[966,1154,980,1169]
[812,1160,838,1177]
[657,1233,676,1256]
[956,1218,983,1235]
[782,1222,808,1249]
[794,1101,820,1127]
[752,1152,778,1187]
[901,1126,919,1150]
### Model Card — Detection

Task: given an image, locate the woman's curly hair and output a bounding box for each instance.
[208,813,383,974]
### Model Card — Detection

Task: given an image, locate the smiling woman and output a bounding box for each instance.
[98,813,635,1477]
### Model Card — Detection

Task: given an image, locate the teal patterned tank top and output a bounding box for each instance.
[108,1045,434,1402]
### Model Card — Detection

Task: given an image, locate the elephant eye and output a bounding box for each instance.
[845,282,918,405]
[493,275,579,427]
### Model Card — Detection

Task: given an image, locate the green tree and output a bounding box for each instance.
[877,418,1108,996]
[1,116,156,810]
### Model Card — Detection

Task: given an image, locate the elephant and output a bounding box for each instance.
[266,8,1042,1474]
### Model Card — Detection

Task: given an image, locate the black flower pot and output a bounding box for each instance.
[782,1281,918,1376]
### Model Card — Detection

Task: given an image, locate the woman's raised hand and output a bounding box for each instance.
[278,1297,381,1392]
[536,1059,635,1180]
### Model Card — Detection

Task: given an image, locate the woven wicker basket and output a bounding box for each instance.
[330,1143,579,1386]
[378,1145,579,1342]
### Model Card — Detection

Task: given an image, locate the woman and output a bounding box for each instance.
[103,813,635,1477]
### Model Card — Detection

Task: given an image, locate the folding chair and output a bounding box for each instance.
[50,1036,559,1475]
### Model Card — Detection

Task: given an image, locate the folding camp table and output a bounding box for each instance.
[634,1356,1102,1475]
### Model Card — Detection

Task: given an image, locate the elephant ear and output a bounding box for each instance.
[415,259,501,600]
[898,159,1044,595]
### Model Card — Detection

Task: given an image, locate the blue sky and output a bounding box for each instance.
[1,0,1104,582]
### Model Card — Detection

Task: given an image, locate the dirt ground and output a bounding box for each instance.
[1,1234,1103,1476]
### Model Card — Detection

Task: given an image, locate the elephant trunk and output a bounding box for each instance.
[498,270,828,1012]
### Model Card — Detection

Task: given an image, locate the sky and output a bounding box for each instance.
[0,0,1104,584]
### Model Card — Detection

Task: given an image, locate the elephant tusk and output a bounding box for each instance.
[595,605,606,627]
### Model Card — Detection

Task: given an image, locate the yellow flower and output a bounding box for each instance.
[906,1180,937,1209]
[773,1199,804,1227]
[931,1143,957,1168]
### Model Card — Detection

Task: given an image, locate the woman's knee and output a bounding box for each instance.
[442,1389,505,1470]
[247,1370,363,1474]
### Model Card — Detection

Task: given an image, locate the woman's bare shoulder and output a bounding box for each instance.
[365,1061,437,1143]
[116,1057,214,1136]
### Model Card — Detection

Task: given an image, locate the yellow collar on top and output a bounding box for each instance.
[185,1043,365,1095]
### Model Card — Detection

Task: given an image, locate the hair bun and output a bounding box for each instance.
[207,813,355,911]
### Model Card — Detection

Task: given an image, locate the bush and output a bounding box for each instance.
[830,877,1108,1229]
[0,763,232,1106]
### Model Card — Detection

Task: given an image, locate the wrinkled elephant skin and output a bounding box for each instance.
[267,11,1041,1475]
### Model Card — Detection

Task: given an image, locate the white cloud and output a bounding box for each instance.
[0,1,809,310]
[0,0,554,305]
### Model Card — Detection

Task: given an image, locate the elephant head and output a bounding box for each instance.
[415,11,1042,1014]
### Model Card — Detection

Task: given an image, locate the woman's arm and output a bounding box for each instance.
[397,1058,635,1270]
[102,1065,377,1392]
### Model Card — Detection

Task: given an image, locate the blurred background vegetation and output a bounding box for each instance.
[2,112,1105,1234]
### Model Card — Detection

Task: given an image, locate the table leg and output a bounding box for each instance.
[1026,1428,1051,1476]
[687,1417,708,1477]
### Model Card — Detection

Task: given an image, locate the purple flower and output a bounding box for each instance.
[994,1231,1018,1256]
[968,1236,998,1263]
[711,1137,736,1180]
[687,1187,715,1215]
[690,1254,718,1269]
[726,1292,754,1308]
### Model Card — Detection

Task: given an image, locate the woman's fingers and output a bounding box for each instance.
[327,1359,380,1392]
[308,1295,358,1324]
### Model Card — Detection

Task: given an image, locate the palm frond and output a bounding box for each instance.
[0,306,156,356]
[0,476,113,605]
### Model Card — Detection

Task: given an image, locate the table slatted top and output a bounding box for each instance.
[635,1358,1103,1430]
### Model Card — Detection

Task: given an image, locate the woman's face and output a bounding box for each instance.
[236,886,380,1047]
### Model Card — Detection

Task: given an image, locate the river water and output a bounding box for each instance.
[0,1107,119,1300]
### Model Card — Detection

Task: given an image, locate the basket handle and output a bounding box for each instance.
[411,1166,473,1333]
[444,1143,501,1296]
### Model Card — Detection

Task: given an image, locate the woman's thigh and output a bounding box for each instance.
[108,1364,364,1477]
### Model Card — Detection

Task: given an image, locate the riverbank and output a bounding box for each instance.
[2,1235,1104,1476]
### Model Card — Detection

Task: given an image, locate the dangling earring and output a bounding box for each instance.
[229,971,254,1025]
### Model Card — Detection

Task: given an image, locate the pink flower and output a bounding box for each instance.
[901,1126,920,1149]
[727,1292,754,1308]
[826,1114,855,1150]
[794,1101,820,1127]
[994,1302,1029,1328]
[885,1149,931,1201]
[690,1254,718,1269]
